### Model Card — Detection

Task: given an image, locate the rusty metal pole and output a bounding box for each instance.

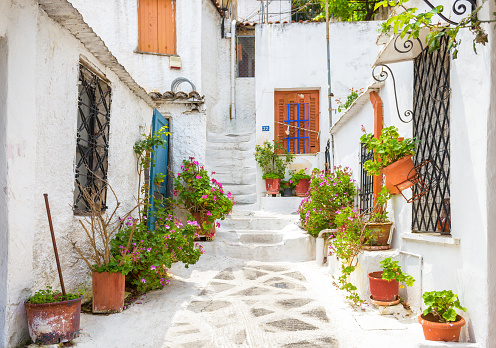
[43,194,66,296]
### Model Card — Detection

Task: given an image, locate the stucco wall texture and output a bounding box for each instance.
[0,1,154,345]
[330,2,496,343]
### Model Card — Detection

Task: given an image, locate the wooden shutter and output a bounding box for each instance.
[138,0,176,55]
[274,91,320,154]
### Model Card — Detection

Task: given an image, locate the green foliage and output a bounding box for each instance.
[294,0,381,22]
[369,185,391,223]
[380,257,415,287]
[262,173,284,180]
[111,212,203,293]
[254,141,294,178]
[360,126,417,176]
[335,88,363,112]
[172,158,234,232]
[331,207,368,307]
[375,0,491,59]
[298,166,356,237]
[422,290,467,323]
[28,286,80,304]
[290,169,311,183]
[133,126,169,171]
[281,180,295,189]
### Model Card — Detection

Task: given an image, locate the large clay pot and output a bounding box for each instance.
[25,297,82,344]
[192,211,216,237]
[368,271,398,302]
[295,178,310,197]
[381,155,416,192]
[363,222,393,246]
[92,271,125,313]
[418,313,465,342]
[265,178,281,194]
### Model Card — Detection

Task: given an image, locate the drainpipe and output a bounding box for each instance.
[399,250,423,313]
[326,0,332,128]
[316,229,336,265]
[231,19,236,120]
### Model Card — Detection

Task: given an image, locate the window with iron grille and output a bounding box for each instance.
[274,91,320,154]
[360,143,374,213]
[412,35,450,233]
[237,36,255,78]
[74,64,111,214]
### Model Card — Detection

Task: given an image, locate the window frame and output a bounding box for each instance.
[137,0,177,56]
[237,35,255,78]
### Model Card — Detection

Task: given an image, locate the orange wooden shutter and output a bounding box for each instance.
[274,91,287,152]
[308,91,320,153]
[138,0,176,55]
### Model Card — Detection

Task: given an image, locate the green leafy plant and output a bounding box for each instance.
[254,141,294,179]
[295,0,382,22]
[281,180,295,189]
[335,88,364,112]
[360,126,418,176]
[375,0,494,59]
[369,185,391,223]
[28,286,81,304]
[290,169,311,183]
[331,207,369,307]
[298,166,356,237]
[422,290,467,323]
[172,157,234,233]
[380,257,415,287]
[111,211,203,293]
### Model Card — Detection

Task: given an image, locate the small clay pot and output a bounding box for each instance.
[381,155,417,192]
[283,187,293,197]
[295,178,310,197]
[92,271,125,313]
[418,313,465,342]
[265,178,281,194]
[368,271,399,302]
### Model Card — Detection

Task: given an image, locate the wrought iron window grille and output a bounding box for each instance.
[74,64,112,214]
[411,35,451,234]
[359,143,374,214]
[237,36,255,78]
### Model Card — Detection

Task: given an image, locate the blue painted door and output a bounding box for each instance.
[148,109,169,230]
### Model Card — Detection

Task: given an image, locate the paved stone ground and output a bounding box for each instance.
[162,263,338,348]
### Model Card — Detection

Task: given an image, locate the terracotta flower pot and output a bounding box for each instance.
[363,222,393,246]
[265,178,281,194]
[192,211,216,237]
[381,155,417,192]
[25,297,82,344]
[92,271,125,313]
[418,313,465,342]
[295,178,310,197]
[368,271,399,302]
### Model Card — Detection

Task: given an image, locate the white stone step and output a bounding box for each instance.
[207,133,253,143]
[232,193,257,205]
[261,197,304,214]
[222,184,256,195]
[205,158,255,169]
[206,141,254,152]
[219,214,298,231]
[212,172,257,185]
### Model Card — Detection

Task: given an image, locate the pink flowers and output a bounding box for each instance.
[140,278,146,283]
[202,195,208,199]
[195,175,202,180]
[206,211,212,216]
[150,265,156,271]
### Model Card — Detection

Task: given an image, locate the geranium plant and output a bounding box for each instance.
[369,185,391,223]
[360,126,418,176]
[111,208,203,293]
[298,166,356,237]
[380,257,415,287]
[28,286,81,304]
[281,180,295,189]
[422,290,467,323]
[254,140,294,179]
[172,157,234,233]
[290,169,311,183]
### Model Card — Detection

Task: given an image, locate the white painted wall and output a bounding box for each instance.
[330,10,495,344]
[254,21,381,201]
[237,0,291,23]
[0,2,154,345]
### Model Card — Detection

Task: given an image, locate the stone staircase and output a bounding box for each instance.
[205,132,257,207]
[201,210,315,262]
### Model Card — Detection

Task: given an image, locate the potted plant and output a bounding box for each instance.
[362,185,393,249]
[360,126,418,192]
[280,180,294,197]
[25,286,82,345]
[70,185,141,313]
[298,166,356,237]
[419,290,467,341]
[290,169,312,197]
[173,157,234,238]
[254,140,294,194]
[368,257,415,303]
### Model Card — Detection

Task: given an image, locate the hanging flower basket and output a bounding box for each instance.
[381,155,417,191]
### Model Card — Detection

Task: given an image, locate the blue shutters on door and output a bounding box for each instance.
[148,109,169,230]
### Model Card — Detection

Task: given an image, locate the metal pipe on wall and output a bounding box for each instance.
[399,250,423,313]
[231,20,236,120]
[325,0,335,168]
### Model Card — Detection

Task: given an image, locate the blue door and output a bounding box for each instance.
[148,109,169,230]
